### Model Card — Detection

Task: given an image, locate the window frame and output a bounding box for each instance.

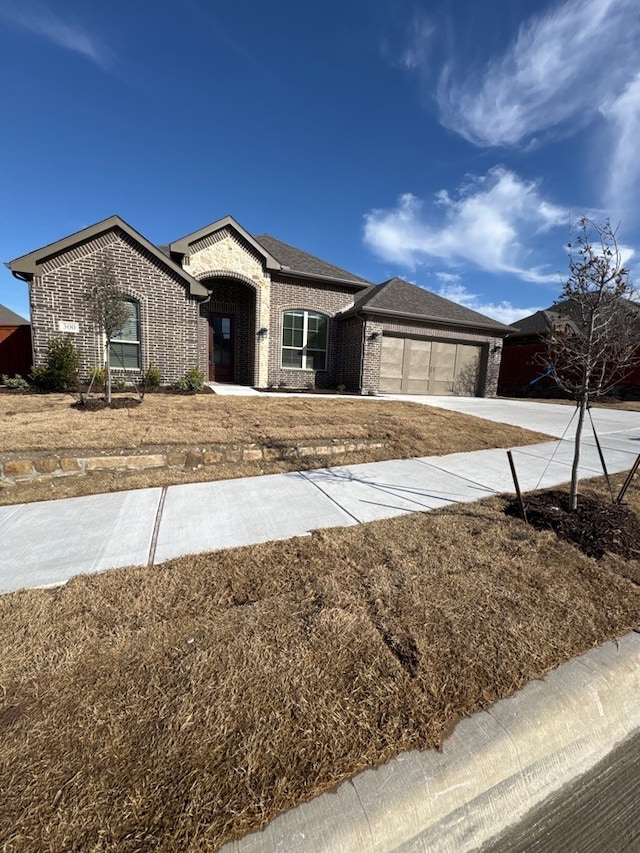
[281,309,329,371]
[109,298,141,371]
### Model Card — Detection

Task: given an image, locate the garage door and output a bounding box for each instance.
[379,336,482,395]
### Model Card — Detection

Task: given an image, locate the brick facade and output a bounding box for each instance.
[16,215,508,396]
[29,229,200,383]
[268,275,358,389]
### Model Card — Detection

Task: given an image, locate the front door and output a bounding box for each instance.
[209,314,234,382]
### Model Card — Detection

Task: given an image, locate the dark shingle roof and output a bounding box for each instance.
[254,234,371,287]
[509,297,640,337]
[344,277,513,332]
[0,303,29,325]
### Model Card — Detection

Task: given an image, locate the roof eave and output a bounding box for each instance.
[170,216,281,271]
[275,268,370,290]
[7,215,209,299]
[347,304,512,334]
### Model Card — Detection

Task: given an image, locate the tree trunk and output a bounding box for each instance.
[105,357,111,405]
[570,395,588,511]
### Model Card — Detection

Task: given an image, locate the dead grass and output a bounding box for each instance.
[0,394,551,506]
[1,474,638,852]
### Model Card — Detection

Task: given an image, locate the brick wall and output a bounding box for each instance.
[337,316,363,391]
[268,276,358,389]
[30,229,201,383]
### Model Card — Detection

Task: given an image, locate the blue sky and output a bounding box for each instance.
[2,0,640,323]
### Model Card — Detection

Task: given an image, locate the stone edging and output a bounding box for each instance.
[0,440,385,486]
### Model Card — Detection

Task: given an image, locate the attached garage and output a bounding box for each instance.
[339,277,511,397]
[379,336,482,395]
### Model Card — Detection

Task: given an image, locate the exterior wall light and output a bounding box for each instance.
[257,327,269,339]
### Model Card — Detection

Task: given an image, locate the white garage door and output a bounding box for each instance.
[379,336,482,395]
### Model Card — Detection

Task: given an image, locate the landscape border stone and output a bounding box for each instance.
[0,439,385,486]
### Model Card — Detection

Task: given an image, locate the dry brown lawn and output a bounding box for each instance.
[0,393,552,505]
[1,474,638,852]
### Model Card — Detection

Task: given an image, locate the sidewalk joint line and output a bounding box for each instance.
[298,471,362,525]
[148,486,168,567]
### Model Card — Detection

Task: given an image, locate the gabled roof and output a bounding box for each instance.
[0,303,29,326]
[255,234,371,288]
[342,277,513,333]
[169,216,281,271]
[508,297,640,337]
[6,216,209,299]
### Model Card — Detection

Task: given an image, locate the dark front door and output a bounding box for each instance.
[209,314,234,382]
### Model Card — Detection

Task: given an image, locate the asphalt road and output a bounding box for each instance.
[483,729,640,853]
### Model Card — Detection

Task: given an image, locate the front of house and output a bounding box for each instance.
[7,215,511,396]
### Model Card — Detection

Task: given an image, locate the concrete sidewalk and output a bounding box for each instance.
[1,399,639,594]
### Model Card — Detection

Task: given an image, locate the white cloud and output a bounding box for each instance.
[0,2,113,68]
[600,72,640,210]
[435,283,543,326]
[400,11,434,71]
[436,0,640,148]
[363,166,568,284]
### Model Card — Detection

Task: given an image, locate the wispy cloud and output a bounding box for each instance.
[435,282,543,326]
[435,0,640,148]
[363,167,569,284]
[600,72,640,212]
[0,2,113,68]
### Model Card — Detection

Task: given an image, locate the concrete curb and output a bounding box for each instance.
[221,631,640,852]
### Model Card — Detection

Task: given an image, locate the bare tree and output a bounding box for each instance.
[548,217,640,510]
[85,255,130,404]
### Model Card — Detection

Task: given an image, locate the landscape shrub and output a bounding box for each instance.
[1,373,30,390]
[145,364,162,391]
[30,337,80,392]
[173,368,205,392]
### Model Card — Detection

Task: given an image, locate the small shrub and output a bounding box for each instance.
[145,365,162,391]
[113,376,127,392]
[30,336,79,392]
[1,373,29,390]
[335,383,346,395]
[89,366,105,387]
[174,368,205,392]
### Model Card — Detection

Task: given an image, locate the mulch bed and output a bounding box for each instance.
[505,489,640,561]
[72,397,142,411]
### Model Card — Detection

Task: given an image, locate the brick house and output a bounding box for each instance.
[498,300,640,398]
[6,215,511,396]
[0,303,32,378]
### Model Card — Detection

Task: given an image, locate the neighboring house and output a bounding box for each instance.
[499,300,640,398]
[0,303,32,378]
[6,215,511,396]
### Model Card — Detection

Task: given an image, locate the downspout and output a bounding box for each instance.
[10,270,35,369]
[357,311,366,394]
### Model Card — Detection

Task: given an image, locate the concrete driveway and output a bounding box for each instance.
[382,394,640,440]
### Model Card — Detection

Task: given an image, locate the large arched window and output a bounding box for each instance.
[282,310,328,370]
[109,299,141,369]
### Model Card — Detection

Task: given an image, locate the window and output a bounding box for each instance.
[282,310,328,370]
[109,299,141,369]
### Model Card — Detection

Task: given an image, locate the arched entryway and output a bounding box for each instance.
[199,273,258,385]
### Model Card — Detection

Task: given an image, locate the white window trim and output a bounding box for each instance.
[281,310,328,371]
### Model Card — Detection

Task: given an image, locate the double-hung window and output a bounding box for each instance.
[282,310,328,370]
[109,299,141,369]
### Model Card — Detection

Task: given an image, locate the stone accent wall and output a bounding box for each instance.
[0,438,386,485]
[30,229,200,383]
[268,276,358,389]
[186,232,271,385]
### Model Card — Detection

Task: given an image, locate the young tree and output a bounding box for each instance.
[85,255,130,403]
[548,217,640,510]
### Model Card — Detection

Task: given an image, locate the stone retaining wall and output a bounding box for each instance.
[0,439,385,486]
